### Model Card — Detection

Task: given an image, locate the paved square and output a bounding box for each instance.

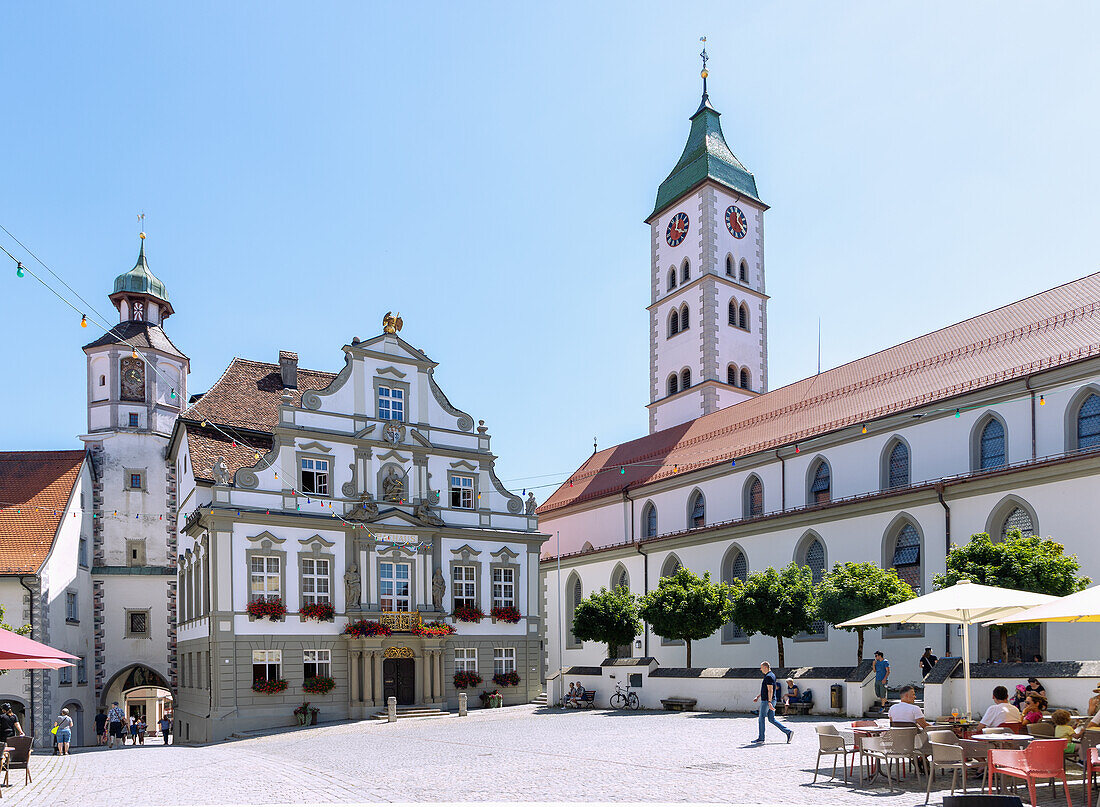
[7,706,1082,805]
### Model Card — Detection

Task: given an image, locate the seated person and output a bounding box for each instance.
[1021,693,1047,724]
[574,681,587,702]
[1012,684,1029,710]
[887,685,929,729]
[1052,709,1077,755]
[1025,676,1046,701]
[782,678,799,713]
[1075,700,1100,740]
[564,682,577,706]
[977,685,1023,729]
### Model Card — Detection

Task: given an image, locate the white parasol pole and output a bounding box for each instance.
[962,612,972,720]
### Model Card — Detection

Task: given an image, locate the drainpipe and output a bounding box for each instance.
[776,450,786,510]
[1025,376,1037,460]
[935,483,951,656]
[18,576,35,737]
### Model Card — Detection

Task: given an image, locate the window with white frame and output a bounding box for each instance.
[455,648,477,672]
[300,458,329,496]
[303,649,331,679]
[380,562,410,612]
[301,558,330,605]
[492,567,515,608]
[250,555,280,600]
[65,591,78,623]
[450,474,474,509]
[378,386,404,421]
[453,565,476,609]
[493,647,516,675]
[252,649,281,684]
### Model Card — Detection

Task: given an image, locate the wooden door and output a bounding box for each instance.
[383,658,416,705]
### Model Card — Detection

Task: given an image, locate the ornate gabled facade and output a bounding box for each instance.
[170,326,547,742]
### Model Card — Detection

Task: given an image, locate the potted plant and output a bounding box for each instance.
[252,678,289,694]
[247,596,287,621]
[478,689,503,708]
[302,676,335,695]
[492,670,520,687]
[453,670,483,689]
[453,605,484,623]
[490,606,522,624]
[293,701,321,725]
[299,602,336,622]
[343,619,393,638]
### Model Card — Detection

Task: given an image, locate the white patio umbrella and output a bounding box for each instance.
[838,580,1056,718]
[991,584,1100,624]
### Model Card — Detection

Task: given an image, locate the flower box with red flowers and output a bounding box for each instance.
[412,621,456,637]
[247,597,287,621]
[299,602,335,622]
[302,676,335,695]
[453,671,483,689]
[490,606,522,624]
[452,606,485,623]
[252,678,289,694]
[342,619,392,638]
[492,671,520,687]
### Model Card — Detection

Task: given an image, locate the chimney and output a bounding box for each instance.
[279,351,298,389]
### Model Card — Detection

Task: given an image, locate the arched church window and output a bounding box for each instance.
[132,301,145,322]
[668,309,679,337]
[689,492,705,528]
[667,374,678,396]
[728,299,737,326]
[810,460,831,504]
[886,440,910,489]
[745,475,764,517]
[681,259,690,283]
[667,268,677,292]
[727,364,737,386]
[568,576,583,648]
[891,523,922,593]
[721,548,748,641]
[738,303,749,330]
[1001,507,1034,541]
[681,368,691,390]
[725,255,733,276]
[801,537,827,634]
[979,418,1006,470]
[643,503,658,538]
[739,260,748,282]
[740,368,750,390]
[1077,394,1100,449]
[680,304,690,330]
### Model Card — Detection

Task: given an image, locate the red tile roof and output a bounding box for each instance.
[0,451,85,574]
[539,273,1100,514]
[181,358,334,481]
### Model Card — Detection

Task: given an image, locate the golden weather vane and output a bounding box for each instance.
[138,211,146,240]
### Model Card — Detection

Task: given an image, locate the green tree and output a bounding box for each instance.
[817,562,916,663]
[728,563,816,667]
[638,567,734,667]
[571,586,642,659]
[934,529,1091,658]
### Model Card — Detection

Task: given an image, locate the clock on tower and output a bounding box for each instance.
[120,357,145,402]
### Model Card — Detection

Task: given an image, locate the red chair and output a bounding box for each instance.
[988,738,1072,807]
[1003,721,1026,735]
[1086,746,1098,807]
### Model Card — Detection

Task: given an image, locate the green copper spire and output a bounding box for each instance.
[649,86,762,220]
[112,236,170,303]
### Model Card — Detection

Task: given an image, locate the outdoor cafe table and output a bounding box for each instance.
[970,733,1034,793]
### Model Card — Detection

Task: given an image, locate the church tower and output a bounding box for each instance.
[81,233,187,706]
[647,49,769,433]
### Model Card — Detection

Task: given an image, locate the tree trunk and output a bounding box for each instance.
[608,643,617,659]
[686,640,692,668]
[1000,629,1009,661]
[776,635,785,668]
[857,628,865,663]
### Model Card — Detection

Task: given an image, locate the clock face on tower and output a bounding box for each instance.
[725,205,748,239]
[665,212,690,247]
[120,357,145,402]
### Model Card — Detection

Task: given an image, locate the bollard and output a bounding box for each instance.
[458,692,468,717]
[387,696,397,723]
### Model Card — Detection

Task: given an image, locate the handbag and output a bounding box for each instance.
[51,725,58,735]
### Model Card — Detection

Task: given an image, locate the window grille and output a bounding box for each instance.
[668,309,679,337]
[1078,394,1100,449]
[887,441,910,489]
[644,505,657,538]
[810,462,831,504]
[690,493,705,528]
[681,369,691,390]
[667,375,678,396]
[1001,507,1034,541]
[748,477,763,517]
[740,368,750,390]
[979,419,1006,469]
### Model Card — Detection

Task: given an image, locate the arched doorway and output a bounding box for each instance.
[382,658,415,705]
[101,665,174,738]
[61,700,84,747]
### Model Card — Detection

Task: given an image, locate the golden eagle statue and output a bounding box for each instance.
[382,311,403,334]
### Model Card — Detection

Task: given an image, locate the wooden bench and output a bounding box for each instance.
[785,700,814,715]
[661,697,697,712]
[576,691,596,709]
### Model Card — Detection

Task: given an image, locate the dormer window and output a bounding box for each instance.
[132,300,145,322]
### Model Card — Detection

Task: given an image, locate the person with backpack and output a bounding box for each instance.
[52,708,74,755]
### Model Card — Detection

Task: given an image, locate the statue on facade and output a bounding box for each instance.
[414,501,444,527]
[382,467,405,503]
[525,491,537,515]
[432,568,446,610]
[348,493,379,521]
[345,563,361,609]
[212,457,230,486]
[382,311,403,334]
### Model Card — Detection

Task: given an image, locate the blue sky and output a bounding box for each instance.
[2,2,1098,501]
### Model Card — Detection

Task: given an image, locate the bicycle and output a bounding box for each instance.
[609,681,640,710]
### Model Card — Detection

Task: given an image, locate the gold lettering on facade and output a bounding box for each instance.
[379,611,422,632]
[384,646,414,659]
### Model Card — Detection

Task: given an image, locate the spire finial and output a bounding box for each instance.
[699,36,709,100]
[138,211,146,241]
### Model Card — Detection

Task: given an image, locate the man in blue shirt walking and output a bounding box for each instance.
[751,661,792,744]
[873,651,890,710]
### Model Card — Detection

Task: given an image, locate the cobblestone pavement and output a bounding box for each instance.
[7,706,1084,805]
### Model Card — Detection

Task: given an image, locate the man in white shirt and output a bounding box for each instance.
[977,686,1023,729]
[888,685,929,729]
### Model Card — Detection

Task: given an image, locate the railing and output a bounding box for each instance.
[379,611,422,632]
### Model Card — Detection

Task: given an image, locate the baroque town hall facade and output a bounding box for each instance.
[0,241,546,745]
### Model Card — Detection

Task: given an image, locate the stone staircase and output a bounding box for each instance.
[863,686,924,719]
[530,692,548,706]
[370,705,451,721]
